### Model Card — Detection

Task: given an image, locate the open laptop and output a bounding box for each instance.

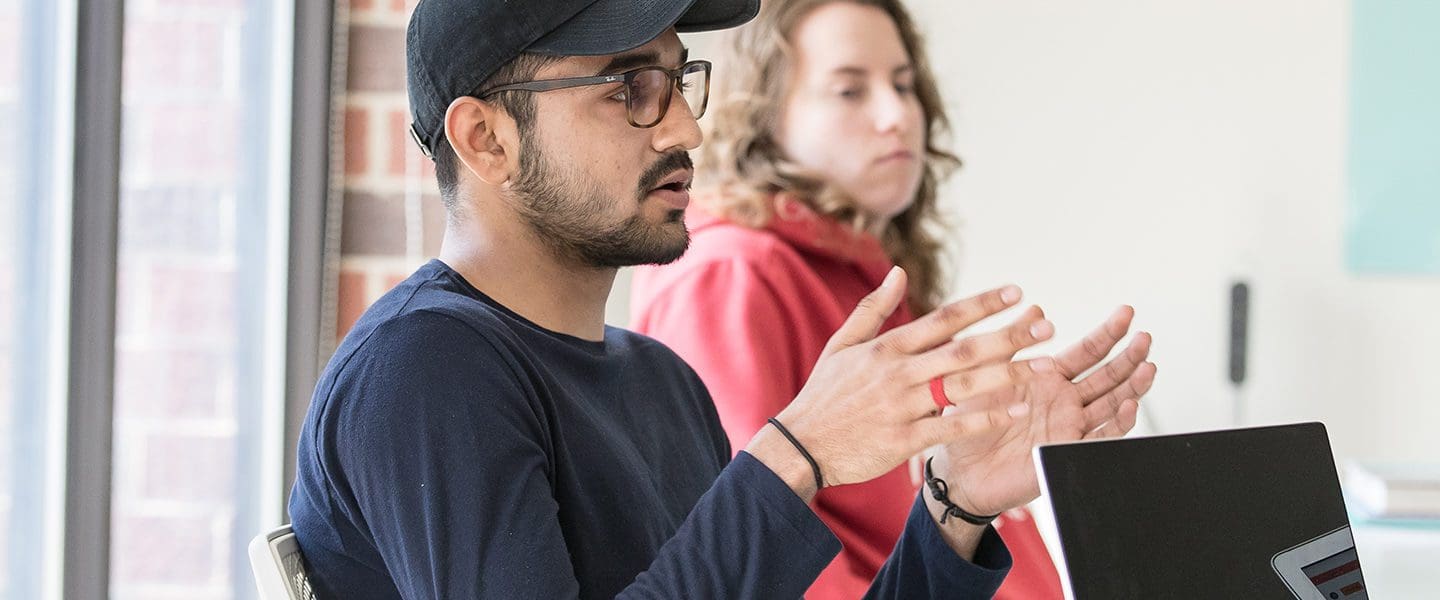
[1034,422,1369,599]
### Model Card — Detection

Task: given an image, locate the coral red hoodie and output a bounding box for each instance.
[631,196,1063,599]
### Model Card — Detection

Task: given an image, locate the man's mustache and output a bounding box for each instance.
[637,152,695,197]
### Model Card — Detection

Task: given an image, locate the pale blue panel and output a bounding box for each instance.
[1347,0,1440,274]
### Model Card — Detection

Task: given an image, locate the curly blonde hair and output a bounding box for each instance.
[699,0,961,315]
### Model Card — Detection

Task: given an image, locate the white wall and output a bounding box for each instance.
[612,0,1440,464]
[916,0,1439,463]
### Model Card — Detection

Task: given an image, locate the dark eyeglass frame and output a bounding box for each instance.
[476,60,712,129]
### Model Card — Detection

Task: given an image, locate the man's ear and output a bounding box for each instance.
[444,96,520,186]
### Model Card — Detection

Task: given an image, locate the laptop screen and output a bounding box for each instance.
[1035,422,1368,599]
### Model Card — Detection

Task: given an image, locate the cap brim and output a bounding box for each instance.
[529,0,758,56]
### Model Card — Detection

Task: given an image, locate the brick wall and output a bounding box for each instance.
[111,0,248,598]
[336,2,684,332]
[337,0,446,341]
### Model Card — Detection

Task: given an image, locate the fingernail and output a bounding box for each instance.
[1030,320,1053,339]
[882,266,902,289]
[1001,285,1021,304]
[1007,402,1030,417]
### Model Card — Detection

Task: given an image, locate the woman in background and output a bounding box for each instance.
[632,1,1087,597]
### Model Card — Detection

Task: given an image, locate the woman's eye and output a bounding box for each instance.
[838,88,863,99]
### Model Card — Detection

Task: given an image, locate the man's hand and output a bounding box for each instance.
[744,267,1054,499]
[929,306,1157,517]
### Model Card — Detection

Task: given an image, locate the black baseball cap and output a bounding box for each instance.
[406,0,760,159]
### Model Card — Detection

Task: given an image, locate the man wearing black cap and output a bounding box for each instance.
[287,0,1152,598]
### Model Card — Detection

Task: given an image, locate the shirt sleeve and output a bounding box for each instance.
[864,493,1014,599]
[632,258,808,456]
[323,310,841,599]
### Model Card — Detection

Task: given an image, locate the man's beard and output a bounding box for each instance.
[508,142,692,269]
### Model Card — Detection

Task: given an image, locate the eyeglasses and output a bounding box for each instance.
[477,60,712,129]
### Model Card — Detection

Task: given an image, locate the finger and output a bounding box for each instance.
[915,398,1030,447]
[907,316,1055,383]
[945,387,1014,414]
[1085,398,1140,440]
[1055,305,1134,379]
[926,358,1054,414]
[1082,361,1155,429]
[822,267,907,357]
[1075,331,1152,403]
[1083,361,1156,430]
[999,305,1046,360]
[878,285,1024,355]
[905,358,1047,421]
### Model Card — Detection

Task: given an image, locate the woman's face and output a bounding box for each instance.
[776,2,927,223]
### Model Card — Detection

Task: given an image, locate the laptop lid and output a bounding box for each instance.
[1034,422,1368,599]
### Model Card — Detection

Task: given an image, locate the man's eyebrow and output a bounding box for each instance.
[597,46,690,75]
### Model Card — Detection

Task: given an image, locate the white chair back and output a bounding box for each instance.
[248,524,317,600]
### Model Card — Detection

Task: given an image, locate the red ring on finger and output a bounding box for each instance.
[930,377,951,409]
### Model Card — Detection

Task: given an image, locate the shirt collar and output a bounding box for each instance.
[688,191,896,285]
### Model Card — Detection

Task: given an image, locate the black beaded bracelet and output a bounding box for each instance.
[923,457,1001,526]
[767,417,824,491]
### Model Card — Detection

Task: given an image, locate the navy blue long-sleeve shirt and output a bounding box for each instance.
[289,260,1011,598]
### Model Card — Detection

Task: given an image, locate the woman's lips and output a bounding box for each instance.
[875,150,915,164]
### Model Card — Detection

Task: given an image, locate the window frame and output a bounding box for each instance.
[8,0,338,598]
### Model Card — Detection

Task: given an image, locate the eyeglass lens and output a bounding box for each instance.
[628,64,709,127]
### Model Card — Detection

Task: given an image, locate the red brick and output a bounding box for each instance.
[123,20,228,95]
[118,185,226,256]
[141,433,236,503]
[135,263,238,341]
[422,192,446,256]
[345,106,370,176]
[347,24,407,92]
[388,108,409,176]
[392,116,440,181]
[340,191,406,255]
[383,271,408,291]
[114,348,228,419]
[129,102,242,181]
[337,269,368,339]
[112,513,219,585]
[104,4,257,598]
